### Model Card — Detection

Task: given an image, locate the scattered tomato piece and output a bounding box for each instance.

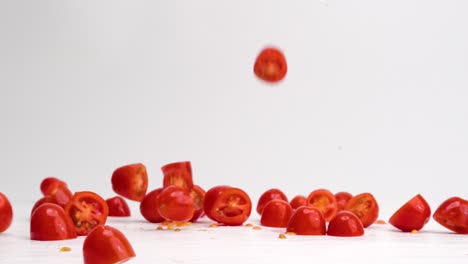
[256,188,288,215]
[254,47,288,83]
[389,194,431,232]
[344,192,379,228]
[307,189,338,222]
[433,197,468,234]
[60,247,72,252]
[30,203,77,241]
[327,211,364,237]
[0,192,13,233]
[290,195,307,210]
[278,234,287,239]
[161,161,194,191]
[111,163,148,202]
[286,206,326,236]
[156,185,195,222]
[260,200,293,228]
[106,196,131,217]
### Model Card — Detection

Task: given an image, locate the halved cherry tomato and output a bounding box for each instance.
[203,185,231,221]
[0,192,13,233]
[39,177,73,207]
[83,225,135,264]
[31,196,55,216]
[433,197,468,234]
[156,185,194,222]
[344,192,379,228]
[64,191,109,236]
[40,177,66,196]
[111,163,148,202]
[161,161,194,191]
[327,211,364,237]
[30,203,77,241]
[335,192,353,211]
[307,189,338,222]
[290,195,307,210]
[106,196,131,217]
[254,47,288,83]
[140,188,164,223]
[190,185,206,222]
[207,187,252,226]
[389,194,431,232]
[286,206,326,235]
[260,200,293,228]
[256,188,288,215]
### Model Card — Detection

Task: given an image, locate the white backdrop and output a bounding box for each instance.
[1,0,467,219]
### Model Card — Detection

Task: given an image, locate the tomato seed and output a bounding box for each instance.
[59,247,72,252]
[278,234,287,239]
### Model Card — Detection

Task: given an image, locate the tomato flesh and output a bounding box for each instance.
[254,47,288,83]
[389,194,431,232]
[208,187,252,226]
[111,163,148,202]
[161,161,194,191]
[335,192,353,211]
[433,197,468,234]
[307,189,338,222]
[344,192,379,228]
[190,185,206,222]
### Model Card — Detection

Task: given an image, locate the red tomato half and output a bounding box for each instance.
[30,203,77,241]
[64,191,109,236]
[190,185,206,222]
[40,177,66,196]
[139,188,164,223]
[161,161,194,191]
[327,211,364,237]
[307,189,338,222]
[203,185,231,221]
[156,185,194,222]
[207,187,252,226]
[106,196,131,217]
[83,225,135,264]
[111,163,148,202]
[0,192,13,233]
[260,200,293,228]
[389,194,431,232]
[286,206,326,235]
[31,196,55,216]
[254,47,288,83]
[290,195,307,210]
[344,192,379,228]
[256,188,288,215]
[335,192,353,211]
[433,197,468,234]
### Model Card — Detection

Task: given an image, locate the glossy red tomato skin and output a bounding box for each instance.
[433,197,468,234]
[111,163,148,202]
[344,192,379,228]
[306,189,338,222]
[64,191,109,236]
[40,177,66,196]
[203,185,231,221]
[327,211,365,237]
[209,187,252,226]
[31,196,55,216]
[389,194,431,232]
[156,185,194,222]
[30,203,77,241]
[260,200,293,228]
[256,188,288,215]
[83,225,135,264]
[254,47,288,83]
[106,196,131,217]
[0,192,13,233]
[286,206,326,235]
[139,188,164,223]
[335,192,353,211]
[161,161,194,191]
[190,185,206,222]
[290,195,307,210]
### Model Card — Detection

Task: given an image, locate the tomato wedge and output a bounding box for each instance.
[161,161,194,191]
[290,195,307,210]
[206,186,252,226]
[106,196,131,217]
[111,163,148,202]
[254,47,288,83]
[190,185,206,222]
[256,188,288,215]
[389,194,431,232]
[306,189,338,222]
[344,193,379,228]
[260,200,293,228]
[203,185,231,221]
[335,192,353,212]
[156,185,194,222]
[433,197,468,234]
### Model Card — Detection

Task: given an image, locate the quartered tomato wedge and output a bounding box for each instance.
[64,191,109,236]
[0,192,13,233]
[344,193,379,228]
[256,188,288,215]
[307,189,338,222]
[327,211,364,237]
[254,47,288,83]
[433,197,468,234]
[286,206,326,235]
[30,203,77,241]
[106,196,131,217]
[205,186,252,226]
[111,163,148,202]
[389,194,431,232]
[161,161,194,191]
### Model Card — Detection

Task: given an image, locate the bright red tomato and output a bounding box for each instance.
[290,195,307,210]
[31,196,55,216]
[156,185,194,222]
[205,186,252,226]
[64,191,109,236]
[39,177,73,207]
[344,193,379,228]
[0,192,13,233]
[40,177,66,196]
[286,206,326,235]
[260,200,293,228]
[256,188,288,215]
[106,196,131,217]
[30,203,77,241]
[433,197,468,234]
[307,189,338,222]
[140,188,164,223]
[190,185,206,222]
[335,192,353,211]
[254,47,288,83]
[111,163,148,202]
[327,211,364,237]
[83,225,135,264]
[161,161,194,191]
[203,185,231,221]
[389,194,431,232]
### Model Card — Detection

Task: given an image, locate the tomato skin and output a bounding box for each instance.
[83,225,135,264]
[139,188,164,223]
[203,185,231,221]
[31,196,55,216]
[260,200,293,228]
[389,194,431,232]
[306,189,338,222]
[208,187,252,226]
[156,185,194,222]
[286,206,326,235]
[433,197,468,234]
[327,211,364,237]
[256,188,288,215]
[254,47,288,83]
[111,163,148,202]
[290,195,307,210]
[40,177,66,196]
[335,192,353,211]
[30,203,77,241]
[64,191,109,236]
[190,185,206,222]
[344,192,379,228]
[0,192,13,233]
[106,196,131,217]
[161,161,194,191]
